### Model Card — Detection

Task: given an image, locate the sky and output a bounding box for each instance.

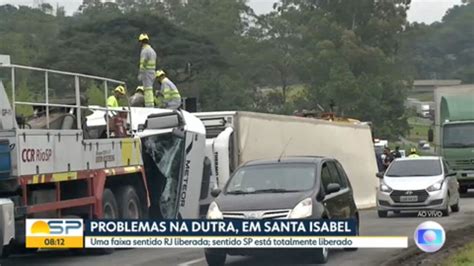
[0,0,465,24]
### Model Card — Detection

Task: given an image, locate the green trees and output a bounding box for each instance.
[2,0,471,139]
[258,0,411,138]
[400,2,474,82]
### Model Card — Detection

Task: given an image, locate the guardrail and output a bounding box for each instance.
[0,64,131,138]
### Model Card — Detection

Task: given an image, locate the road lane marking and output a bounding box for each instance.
[177,257,205,266]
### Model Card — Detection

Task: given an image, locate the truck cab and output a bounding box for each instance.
[194,112,238,216]
[437,95,474,193]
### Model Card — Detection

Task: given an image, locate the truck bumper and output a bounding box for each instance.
[457,171,474,188]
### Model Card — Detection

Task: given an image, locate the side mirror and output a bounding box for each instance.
[210,188,222,198]
[445,172,457,177]
[326,183,341,194]
[376,172,384,179]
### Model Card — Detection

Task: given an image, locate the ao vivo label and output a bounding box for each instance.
[21,148,52,162]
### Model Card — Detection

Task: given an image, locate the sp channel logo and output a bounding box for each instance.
[26,219,84,248]
[414,221,445,253]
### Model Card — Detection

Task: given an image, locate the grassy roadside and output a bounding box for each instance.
[443,241,474,266]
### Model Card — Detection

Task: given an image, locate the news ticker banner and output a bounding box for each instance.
[26,219,408,249]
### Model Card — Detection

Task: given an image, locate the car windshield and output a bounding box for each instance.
[385,160,442,177]
[225,163,316,194]
[443,123,474,148]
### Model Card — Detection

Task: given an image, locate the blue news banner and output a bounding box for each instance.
[84,220,360,248]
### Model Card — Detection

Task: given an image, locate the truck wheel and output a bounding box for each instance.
[97,189,118,255]
[0,236,12,258]
[205,249,226,266]
[103,189,119,219]
[459,186,468,194]
[116,186,142,219]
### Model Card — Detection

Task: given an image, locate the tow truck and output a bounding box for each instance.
[0,60,207,256]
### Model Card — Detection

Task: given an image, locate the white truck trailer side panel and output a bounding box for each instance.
[236,112,378,209]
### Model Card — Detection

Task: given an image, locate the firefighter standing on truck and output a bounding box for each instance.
[138,33,157,107]
[156,70,181,110]
[107,85,126,107]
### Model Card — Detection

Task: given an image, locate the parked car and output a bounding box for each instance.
[418,140,427,148]
[422,143,431,150]
[376,157,460,217]
[205,156,359,266]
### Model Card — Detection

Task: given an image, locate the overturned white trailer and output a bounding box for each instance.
[196,111,378,210]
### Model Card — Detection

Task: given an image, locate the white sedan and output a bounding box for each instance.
[376,156,460,217]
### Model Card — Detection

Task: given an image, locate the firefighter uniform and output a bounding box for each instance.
[156,70,181,110]
[138,34,157,107]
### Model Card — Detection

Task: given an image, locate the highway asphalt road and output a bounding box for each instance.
[3,191,474,266]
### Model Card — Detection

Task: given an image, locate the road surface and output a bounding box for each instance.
[3,192,474,266]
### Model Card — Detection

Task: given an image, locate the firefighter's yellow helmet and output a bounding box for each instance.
[156,70,165,77]
[138,33,149,41]
[136,86,144,92]
[114,85,126,95]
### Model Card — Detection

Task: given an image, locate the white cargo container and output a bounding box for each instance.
[196,111,378,213]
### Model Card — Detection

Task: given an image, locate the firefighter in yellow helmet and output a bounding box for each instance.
[408,147,420,158]
[156,70,181,110]
[138,33,157,107]
[107,85,126,108]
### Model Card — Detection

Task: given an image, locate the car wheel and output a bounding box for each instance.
[451,200,460,212]
[377,210,388,218]
[313,247,329,264]
[205,249,226,266]
[442,202,450,217]
[459,186,468,194]
[344,216,359,251]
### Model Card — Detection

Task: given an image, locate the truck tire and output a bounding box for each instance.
[377,210,388,218]
[97,189,118,255]
[103,189,119,219]
[459,186,468,194]
[116,186,142,219]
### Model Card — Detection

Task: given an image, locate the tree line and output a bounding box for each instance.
[0,0,472,139]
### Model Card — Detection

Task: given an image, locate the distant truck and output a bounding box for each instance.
[431,89,474,194]
[195,111,379,213]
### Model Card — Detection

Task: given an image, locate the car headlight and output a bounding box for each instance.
[206,201,223,220]
[427,180,443,192]
[379,182,393,193]
[288,198,313,219]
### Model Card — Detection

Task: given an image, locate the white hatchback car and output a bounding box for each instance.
[376,156,460,217]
